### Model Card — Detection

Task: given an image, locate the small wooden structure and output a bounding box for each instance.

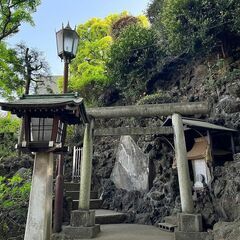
[1,93,88,152]
[187,137,211,188]
[163,117,238,188]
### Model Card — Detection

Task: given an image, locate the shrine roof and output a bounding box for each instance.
[0,93,89,124]
[163,117,237,132]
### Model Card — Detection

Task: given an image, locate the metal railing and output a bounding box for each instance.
[72,146,82,182]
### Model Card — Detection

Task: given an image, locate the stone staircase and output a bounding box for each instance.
[64,182,126,225]
[157,215,178,232]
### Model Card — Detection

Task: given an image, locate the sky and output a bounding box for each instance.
[7,0,149,76]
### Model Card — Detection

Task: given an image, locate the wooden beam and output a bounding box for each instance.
[94,126,173,136]
[87,102,210,119]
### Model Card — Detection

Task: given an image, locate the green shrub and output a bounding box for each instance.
[0,171,31,239]
[0,114,20,159]
[137,92,176,105]
[205,58,240,97]
[0,113,20,134]
[107,24,166,104]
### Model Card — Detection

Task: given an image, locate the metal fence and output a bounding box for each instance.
[72,146,82,182]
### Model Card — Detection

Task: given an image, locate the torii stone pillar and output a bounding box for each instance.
[79,119,94,210]
[62,119,100,239]
[54,118,100,239]
[172,113,194,213]
[24,152,53,240]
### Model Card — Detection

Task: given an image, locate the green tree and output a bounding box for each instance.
[66,13,127,105]
[107,24,165,103]
[155,0,240,56]
[65,12,148,106]
[15,43,50,94]
[0,0,40,41]
[0,0,43,99]
[110,15,149,39]
[0,42,23,99]
[0,43,49,99]
[146,0,164,24]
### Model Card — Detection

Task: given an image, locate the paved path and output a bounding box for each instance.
[82,224,174,240]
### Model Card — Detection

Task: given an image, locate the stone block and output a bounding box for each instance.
[64,225,100,239]
[52,225,100,239]
[178,213,203,232]
[71,210,95,227]
[175,231,212,240]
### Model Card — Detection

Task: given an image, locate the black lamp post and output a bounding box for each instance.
[54,23,79,233]
[56,23,79,93]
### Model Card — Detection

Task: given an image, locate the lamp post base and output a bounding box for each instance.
[24,152,53,240]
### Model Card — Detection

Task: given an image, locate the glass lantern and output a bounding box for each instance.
[56,23,79,62]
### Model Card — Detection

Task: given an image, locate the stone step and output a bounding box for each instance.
[65,191,98,200]
[175,231,210,240]
[158,222,177,232]
[53,224,100,239]
[72,199,102,210]
[64,182,80,191]
[164,215,178,226]
[95,209,126,224]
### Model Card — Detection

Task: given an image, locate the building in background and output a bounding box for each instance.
[35,75,61,94]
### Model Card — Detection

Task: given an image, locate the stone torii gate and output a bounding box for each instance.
[75,101,210,238]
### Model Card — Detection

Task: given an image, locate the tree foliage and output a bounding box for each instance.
[111,15,149,39]
[152,0,240,55]
[0,113,20,134]
[0,43,49,99]
[0,0,40,41]
[0,113,20,158]
[146,0,164,24]
[0,0,45,99]
[65,12,148,106]
[107,24,165,103]
[15,43,50,94]
[0,42,23,99]
[67,13,126,105]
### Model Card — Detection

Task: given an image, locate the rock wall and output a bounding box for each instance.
[93,130,240,231]
[92,131,181,225]
[195,154,240,228]
[0,155,33,177]
[89,95,240,231]
[67,52,240,236]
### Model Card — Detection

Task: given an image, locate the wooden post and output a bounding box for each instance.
[172,113,194,214]
[53,59,69,233]
[24,152,53,240]
[53,154,64,233]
